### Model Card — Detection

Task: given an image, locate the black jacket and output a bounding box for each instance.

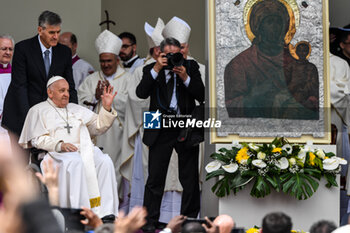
[2,35,77,136]
[136,59,204,146]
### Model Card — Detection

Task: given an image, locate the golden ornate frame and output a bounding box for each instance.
[208,0,331,143]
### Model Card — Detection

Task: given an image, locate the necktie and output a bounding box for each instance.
[167,72,174,106]
[44,50,50,76]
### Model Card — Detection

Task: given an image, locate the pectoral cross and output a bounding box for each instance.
[64,123,73,134]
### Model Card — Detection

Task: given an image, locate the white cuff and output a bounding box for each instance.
[183,75,191,87]
[151,68,159,80]
[55,140,64,152]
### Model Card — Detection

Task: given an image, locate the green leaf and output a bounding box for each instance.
[301,174,319,191]
[324,173,338,188]
[231,173,254,190]
[304,168,321,180]
[206,169,225,180]
[218,148,229,153]
[250,176,271,198]
[281,172,320,200]
[210,153,230,163]
[325,152,335,158]
[265,174,280,191]
[211,177,229,197]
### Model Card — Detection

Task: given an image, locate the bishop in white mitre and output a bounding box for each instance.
[78,30,131,197]
[19,76,119,218]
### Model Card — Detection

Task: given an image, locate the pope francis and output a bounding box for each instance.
[19,76,119,218]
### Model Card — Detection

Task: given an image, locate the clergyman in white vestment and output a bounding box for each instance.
[78,30,130,198]
[19,76,119,217]
[0,34,14,143]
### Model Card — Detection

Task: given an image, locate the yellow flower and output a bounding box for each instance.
[272,147,282,153]
[246,228,259,233]
[309,152,316,166]
[325,156,329,159]
[291,230,297,233]
[236,147,250,164]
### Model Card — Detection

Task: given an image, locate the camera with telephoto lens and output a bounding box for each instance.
[163,52,184,70]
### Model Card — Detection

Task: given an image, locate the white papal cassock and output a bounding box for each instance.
[19,98,119,217]
[78,66,130,197]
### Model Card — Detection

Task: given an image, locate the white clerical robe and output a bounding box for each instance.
[78,66,130,197]
[73,56,95,90]
[0,73,11,142]
[329,54,350,196]
[19,98,119,217]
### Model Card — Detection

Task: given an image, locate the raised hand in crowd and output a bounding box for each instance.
[114,206,147,233]
[35,158,59,206]
[166,215,187,233]
[101,85,117,112]
[202,216,219,233]
[80,206,103,229]
[0,135,61,233]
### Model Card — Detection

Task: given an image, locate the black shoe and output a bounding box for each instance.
[101,214,116,224]
[156,221,167,230]
[142,224,156,233]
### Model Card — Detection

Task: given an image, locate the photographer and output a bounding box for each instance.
[136,37,204,232]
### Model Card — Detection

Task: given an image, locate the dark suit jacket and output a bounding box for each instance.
[2,35,77,136]
[136,59,204,146]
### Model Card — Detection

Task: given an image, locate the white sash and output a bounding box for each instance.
[79,121,101,215]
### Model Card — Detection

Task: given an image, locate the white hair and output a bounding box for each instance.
[0,34,15,46]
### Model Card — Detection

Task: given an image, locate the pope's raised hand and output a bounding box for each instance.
[101,85,117,112]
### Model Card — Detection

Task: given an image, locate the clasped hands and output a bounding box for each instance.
[95,80,117,112]
[154,52,188,82]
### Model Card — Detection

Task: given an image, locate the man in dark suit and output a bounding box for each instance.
[2,10,77,137]
[136,37,204,231]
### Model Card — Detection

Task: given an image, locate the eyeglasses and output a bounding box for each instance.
[121,44,134,49]
[0,47,13,52]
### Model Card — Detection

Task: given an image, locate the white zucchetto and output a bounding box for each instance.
[162,16,191,44]
[144,18,165,48]
[47,76,65,88]
[95,30,122,55]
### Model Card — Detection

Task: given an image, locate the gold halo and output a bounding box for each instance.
[243,0,300,44]
[289,41,312,60]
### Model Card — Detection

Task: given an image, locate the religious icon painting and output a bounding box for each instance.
[209,0,331,143]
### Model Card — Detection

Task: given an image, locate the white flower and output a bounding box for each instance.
[282,144,292,154]
[248,143,259,151]
[315,149,325,159]
[323,158,339,170]
[276,157,289,169]
[232,141,242,149]
[297,149,307,164]
[289,158,296,166]
[240,159,248,165]
[323,157,347,171]
[205,160,221,173]
[222,163,238,173]
[338,157,348,165]
[272,145,276,149]
[252,159,267,168]
[257,152,266,160]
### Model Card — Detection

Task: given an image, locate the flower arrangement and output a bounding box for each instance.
[205,138,347,200]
